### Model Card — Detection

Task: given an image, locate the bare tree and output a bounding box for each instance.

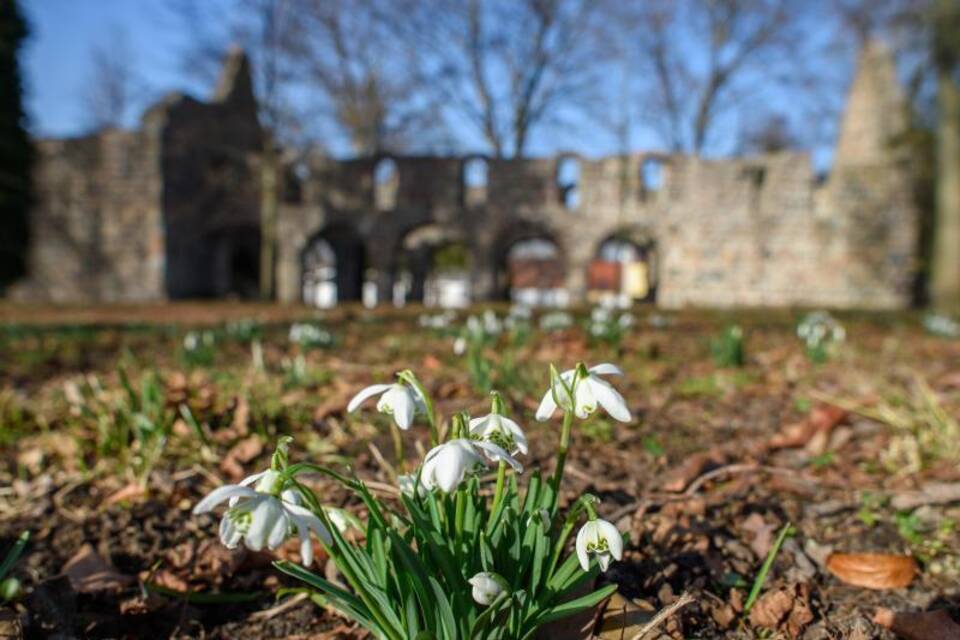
[296,0,448,155]
[740,113,799,153]
[166,0,310,300]
[82,27,142,132]
[614,0,815,155]
[928,0,960,312]
[389,0,613,158]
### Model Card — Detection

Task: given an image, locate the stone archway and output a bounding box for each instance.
[394,224,471,307]
[492,222,567,306]
[301,223,366,307]
[589,229,658,305]
[210,225,260,299]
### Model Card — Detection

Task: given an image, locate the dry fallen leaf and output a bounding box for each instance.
[874,608,960,640]
[62,544,135,594]
[219,435,263,481]
[103,483,147,507]
[741,513,777,559]
[826,553,917,590]
[422,354,443,370]
[768,403,847,451]
[596,592,656,639]
[661,452,724,493]
[748,583,814,638]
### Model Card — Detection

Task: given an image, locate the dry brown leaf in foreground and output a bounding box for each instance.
[748,583,814,638]
[874,608,960,640]
[826,553,918,589]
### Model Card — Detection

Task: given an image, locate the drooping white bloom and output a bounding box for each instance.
[469,412,528,457]
[347,382,423,429]
[468,572,509,605]
[420,439,522,493]
[575,518,623,572]
[193,470,331,567]
[536,363,631,423]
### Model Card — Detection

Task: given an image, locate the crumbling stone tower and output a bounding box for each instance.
[12,50,261,302]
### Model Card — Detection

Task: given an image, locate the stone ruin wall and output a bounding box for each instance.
[14,42,919,310]
[11,128,166,303]
[11,50,263,304]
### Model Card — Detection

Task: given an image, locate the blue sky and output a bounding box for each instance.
[21,1,853,166]
[21,1,205,137]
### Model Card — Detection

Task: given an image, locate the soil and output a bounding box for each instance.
[0,303,958,639]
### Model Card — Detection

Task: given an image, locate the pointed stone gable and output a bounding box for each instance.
[834,39,908,168]
[213,46,258,112]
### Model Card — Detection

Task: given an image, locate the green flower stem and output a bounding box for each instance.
[546,495,593,577]
[550,409,575,507]
[399,370,438,446]
[547,518,576,578]
[390,421,404,468]
[455,487,467,538]
[488,460,507,527]
[290,478,403,640]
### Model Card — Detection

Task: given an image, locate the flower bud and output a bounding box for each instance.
[468,571,509,606]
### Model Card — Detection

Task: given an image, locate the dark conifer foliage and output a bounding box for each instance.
[0,0,32,290]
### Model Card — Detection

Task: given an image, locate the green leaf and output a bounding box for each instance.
[428,576,459,640]
[525,583,617,635]
[0,531,29,582]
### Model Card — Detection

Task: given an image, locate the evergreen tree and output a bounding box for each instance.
[0,0,32,291]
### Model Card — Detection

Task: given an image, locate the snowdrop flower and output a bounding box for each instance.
[469,412,528,457]
[575,518,623,572]
[453,336,467,355]
[468,572,509,605]
[539,311,573,332]
[347,382,424,429]
[192,469,331,566]
[536,363,631,423]
[421,439,522,492]
[482,309,503,334]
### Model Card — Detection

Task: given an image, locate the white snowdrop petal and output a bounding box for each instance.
[193,485,258,515]
[575,523,592,571]
[347,384,392,413]
[589,363,623,376]
[388,386,416,429]
[535,389,558,421]
[588,377,632,423]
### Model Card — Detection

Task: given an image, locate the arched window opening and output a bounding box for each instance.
[374,158,399,210]
[301,226,367,307]
[504,237,567,307]
[463,157,489,206]
[556,157,581,210]
[589,235,657,306]
[640,158,664,200]
[302,238,337,308]
[395,226,472,308]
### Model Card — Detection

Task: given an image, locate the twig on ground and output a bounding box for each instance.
[630,592,695,640]
[249,592,309,621]
[683,464,807,497]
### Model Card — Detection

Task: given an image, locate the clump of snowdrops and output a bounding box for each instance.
[180,329,218,367]
[924,312,960,339]
[191,361,634,639]
[711,324,746,368]
[586,305,635,348]
[289,322,335,350]
[797,311,845,363]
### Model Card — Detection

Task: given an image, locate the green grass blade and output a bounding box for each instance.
[0,531,29,581]
[744,521,793,614]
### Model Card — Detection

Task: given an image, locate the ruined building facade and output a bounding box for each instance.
[12,42,918,309]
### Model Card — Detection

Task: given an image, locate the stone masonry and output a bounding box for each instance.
[13,41,918,309]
